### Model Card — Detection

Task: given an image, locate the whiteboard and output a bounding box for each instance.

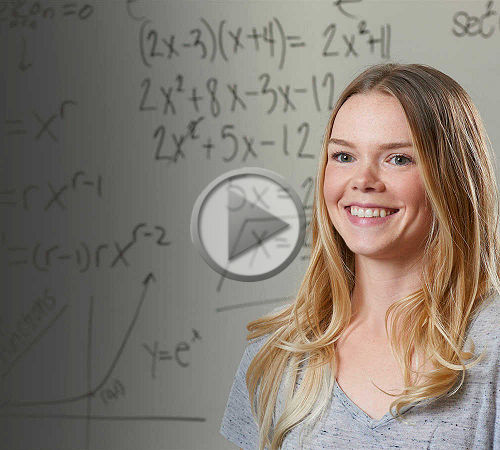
[1,1,499,449]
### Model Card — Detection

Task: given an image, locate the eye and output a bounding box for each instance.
[389,154,413,166]
[329,152,413,166]
[330,152,353,163]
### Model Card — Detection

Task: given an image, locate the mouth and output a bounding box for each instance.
[344,206,401,225]
[344,206,400,216]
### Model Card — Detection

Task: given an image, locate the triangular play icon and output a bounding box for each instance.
[227,190,290,261]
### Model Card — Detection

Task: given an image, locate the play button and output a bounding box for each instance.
[190,167,306,281]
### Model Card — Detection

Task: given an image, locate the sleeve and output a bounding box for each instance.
[220,337,267,450]
[495,378,500,449]
[493,323,500,449]
[473,294,500,449]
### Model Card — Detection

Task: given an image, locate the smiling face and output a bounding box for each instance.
[323,92,433,260]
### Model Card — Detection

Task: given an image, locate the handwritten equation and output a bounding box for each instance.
[140,73,335,116]
[140,18,392,69]
[2,222,171,272]
[0,171,102,211]
[152,120,318,165]
[142,328,202,378]
[3,100,77,143]
[0,1,94,30]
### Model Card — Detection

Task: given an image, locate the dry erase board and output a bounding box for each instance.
[1,1,499,449]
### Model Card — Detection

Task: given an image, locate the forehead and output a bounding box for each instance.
[330,92,411,140]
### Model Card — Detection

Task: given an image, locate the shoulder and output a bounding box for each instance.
[244,334,271,360]
[267,302,292,317]
[467,291,500,341]
[465,291,500,367]
[245,303,291,351]
[241,303,292,364]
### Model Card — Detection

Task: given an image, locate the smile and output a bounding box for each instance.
[344,206,400,227]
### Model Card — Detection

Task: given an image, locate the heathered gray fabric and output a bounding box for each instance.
[220,293,500,449]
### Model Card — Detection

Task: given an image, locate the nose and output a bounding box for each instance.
[350,163,385,192]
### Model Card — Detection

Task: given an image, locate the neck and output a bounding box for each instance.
[349,254,424,336]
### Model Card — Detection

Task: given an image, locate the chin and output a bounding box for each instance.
[344,241,394,257]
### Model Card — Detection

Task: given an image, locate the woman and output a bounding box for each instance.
[220,63,500,449]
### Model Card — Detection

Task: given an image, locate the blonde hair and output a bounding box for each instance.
[245,62,500,449]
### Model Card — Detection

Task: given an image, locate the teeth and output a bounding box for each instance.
[349,206,397,217]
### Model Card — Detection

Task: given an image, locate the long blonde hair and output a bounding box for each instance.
[245,62,500,449]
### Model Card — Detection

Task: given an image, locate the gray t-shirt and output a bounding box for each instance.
[220,294,500,449]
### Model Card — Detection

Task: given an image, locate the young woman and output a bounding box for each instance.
[220,63,500,449]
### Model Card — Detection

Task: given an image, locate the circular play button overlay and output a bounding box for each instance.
[190,167,306,281]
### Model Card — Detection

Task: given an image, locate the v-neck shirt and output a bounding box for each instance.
[220,293,500,449]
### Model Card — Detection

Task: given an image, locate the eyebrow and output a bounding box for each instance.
[328,137,413,150]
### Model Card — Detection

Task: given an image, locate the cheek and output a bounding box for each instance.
[399,175,433,227]
[402,174,427,208]
[323,166,340,203]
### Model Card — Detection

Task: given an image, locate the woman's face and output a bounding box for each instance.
[323,92,433,260]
